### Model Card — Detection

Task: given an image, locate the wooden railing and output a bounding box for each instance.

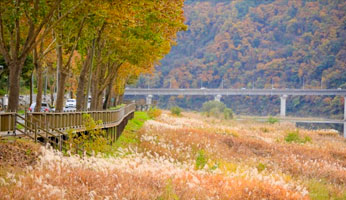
[25,103,135,131]
[1,103,136,155]
[15,113,90,156]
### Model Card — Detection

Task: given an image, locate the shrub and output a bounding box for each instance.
[223,108,234,119]
[202,101,226,113]
[285,130,312,144]
[303,135,312,143]
[170,106,182,116]
[267,116,279,124]
[202,101,233,119]
[210,107,219,117]
[67,114,110,154]
[257,162,267,172]
[195,150,208,170]
[147,107,162,119]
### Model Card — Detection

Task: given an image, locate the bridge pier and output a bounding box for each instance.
[344,96,346,120]
[146,95,153,105]
[214,94,222,102]
[280,95,288,117]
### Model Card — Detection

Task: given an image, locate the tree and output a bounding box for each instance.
[86,0,186,110]
[53,1,87,112]
[33,31,56,111]
[0,0,77,111]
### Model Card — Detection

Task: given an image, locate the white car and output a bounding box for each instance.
[29,102,53,112]
[64,107,76,112]
[65,99,76,108]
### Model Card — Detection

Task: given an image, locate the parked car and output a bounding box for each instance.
[29,102,53,112]
[65,99,76,108]
[64,106,76,112]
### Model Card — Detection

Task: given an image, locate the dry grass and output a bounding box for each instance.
[1,111,345,199]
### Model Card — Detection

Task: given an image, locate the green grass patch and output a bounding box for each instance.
[157,179,179,200]
[170,106,182,116]
[195,150,208,170]
[109,104,125,110]
[267,116,279,124]
[307,179,346,200]
[256,162,267,172]
[16,124,24,129]
[113,111,149,149]
[285,130,312,144]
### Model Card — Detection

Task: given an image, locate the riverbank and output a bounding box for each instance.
[0,111,345,199]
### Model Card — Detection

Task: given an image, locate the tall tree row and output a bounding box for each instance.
[0,0,186,112]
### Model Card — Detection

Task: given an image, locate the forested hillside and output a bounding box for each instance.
[134,0,346,118]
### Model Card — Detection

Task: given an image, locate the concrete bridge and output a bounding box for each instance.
[125,88,346,136]
[125,88,346,118]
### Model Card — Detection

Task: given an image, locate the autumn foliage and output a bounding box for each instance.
[140,0,346,118]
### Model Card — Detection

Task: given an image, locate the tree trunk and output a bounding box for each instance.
[29,72,33,107]
[7,61,23,112]
[76,47,92,110]
[90,71,98,111]
[50,91,54,106]
[55,71,67,112]
[113,94,119,106]
[90,61,101,110]
[97,93,104,110]
[118,95,124,105]
[103,78,114,109]
[55,43,65,112]
[49,74,55,106]
[35,64,44,112]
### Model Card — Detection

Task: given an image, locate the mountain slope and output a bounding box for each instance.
[134,0,346,118]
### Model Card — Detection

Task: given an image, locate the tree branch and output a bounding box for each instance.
[64,16,87,70]
[15,0,21,60]
[0,7,11,63]
[97,62,123,95]
[20,0,62,62]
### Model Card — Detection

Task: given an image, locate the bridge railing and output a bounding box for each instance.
[25,103,136,131]
[0,112,16,132]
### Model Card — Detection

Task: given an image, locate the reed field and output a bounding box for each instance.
[0,111,345,200]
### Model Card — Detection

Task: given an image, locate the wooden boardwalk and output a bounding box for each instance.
[0,104,136,153]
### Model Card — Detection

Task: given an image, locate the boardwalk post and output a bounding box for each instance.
[113,127,116,142]
[7,113,10,134]
[106,127,109,140]
[34,123,37,143]
[59,134,62,151]
[110,128,113,144]
[45,127,48,145]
